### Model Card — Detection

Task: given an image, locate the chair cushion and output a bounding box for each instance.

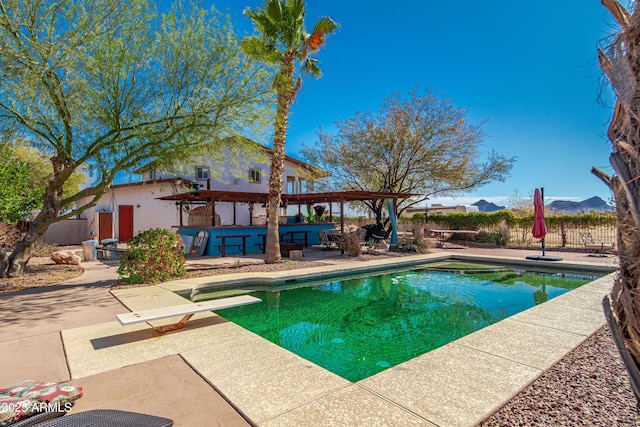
[0,395,39,426]
[0,381,82,426]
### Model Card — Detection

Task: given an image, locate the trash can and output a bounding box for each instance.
[100,238,119,260]
[82,240,98,261]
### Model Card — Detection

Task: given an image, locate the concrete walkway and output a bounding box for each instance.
[0,247,619,426]
[0,260,252,426]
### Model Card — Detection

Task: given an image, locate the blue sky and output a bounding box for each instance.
[210,0,618,207]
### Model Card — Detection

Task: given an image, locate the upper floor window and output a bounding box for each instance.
[286,176,296,194]
[287,176,308,194]
[249,168,261,183]
[195,166,210,180]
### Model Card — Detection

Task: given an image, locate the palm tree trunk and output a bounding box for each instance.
[265,55,296,263]
[599,0,640,363]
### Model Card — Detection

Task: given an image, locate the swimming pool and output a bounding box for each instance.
[198,261,602,382]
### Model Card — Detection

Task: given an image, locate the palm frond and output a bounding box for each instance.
[312,17,339,35]
[266,0,283,24]
[290,0,305,23]
[302,57,322,78]
[240,37,282,64]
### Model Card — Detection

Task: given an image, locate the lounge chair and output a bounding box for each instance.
[0,380,82,427]
[22,409,173,426]
[579,231,615,256]
[2,381,173,427]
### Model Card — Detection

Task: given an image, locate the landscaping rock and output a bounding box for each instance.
[51,251,81,265]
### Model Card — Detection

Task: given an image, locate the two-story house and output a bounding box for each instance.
[75,141,327,243]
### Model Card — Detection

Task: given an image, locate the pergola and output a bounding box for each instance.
[158,189,419,232]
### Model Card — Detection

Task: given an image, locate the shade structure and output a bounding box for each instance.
[532,188,547,239]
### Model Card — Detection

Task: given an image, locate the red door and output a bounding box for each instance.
[119,205,134,242]
[98,212,113,241]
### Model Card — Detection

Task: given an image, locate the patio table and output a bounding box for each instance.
[214,234,249,257]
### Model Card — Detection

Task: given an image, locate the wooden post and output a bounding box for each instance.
[233,201,237,225]
[211,199,216,227]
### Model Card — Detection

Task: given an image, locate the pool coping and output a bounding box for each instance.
[162,252,617,296]
[62,252,617,427]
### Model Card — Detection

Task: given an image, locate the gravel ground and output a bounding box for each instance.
[480,326,640,426]
[0,256,83,293]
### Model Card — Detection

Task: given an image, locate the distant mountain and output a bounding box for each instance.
[473,199,506,213]
[547,196,612,213]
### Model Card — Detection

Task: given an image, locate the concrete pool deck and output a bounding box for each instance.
[0,247,619,426]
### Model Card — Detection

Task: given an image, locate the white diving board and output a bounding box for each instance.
[116,295,261,334]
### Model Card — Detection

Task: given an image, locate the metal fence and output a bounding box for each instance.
[394,221,617,251]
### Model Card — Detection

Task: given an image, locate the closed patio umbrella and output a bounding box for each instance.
[526,187,561,261]
[532,187,547,256]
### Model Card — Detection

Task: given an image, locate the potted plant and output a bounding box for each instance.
[313,205,326,221]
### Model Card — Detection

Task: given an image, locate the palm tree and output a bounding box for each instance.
[242,0,338,263]
[596,0,640,397]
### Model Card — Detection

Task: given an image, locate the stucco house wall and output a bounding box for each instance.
[77,180,185,242]
[73,144,325,243]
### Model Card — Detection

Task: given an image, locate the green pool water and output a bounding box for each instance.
[208,262,601,382]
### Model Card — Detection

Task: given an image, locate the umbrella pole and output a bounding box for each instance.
[541,187,545,256]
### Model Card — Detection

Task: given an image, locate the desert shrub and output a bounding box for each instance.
[117,228,186,284]
[392,238,428,253]
[338,232,362,257]
[475,231,510,247]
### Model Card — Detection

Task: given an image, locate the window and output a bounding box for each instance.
[149,169,156,180]
[249,168,261,183]
[286,176,296,194]
[195,166,210,180]
[286,177,308,194]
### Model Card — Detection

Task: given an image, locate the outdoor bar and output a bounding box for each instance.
[158,190,417,257]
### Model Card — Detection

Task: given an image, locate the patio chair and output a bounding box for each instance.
[318,229,338,249]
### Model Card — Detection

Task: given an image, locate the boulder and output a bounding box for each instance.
[289,250,304,261]
[375,240,389,254]
[51,251,81,265]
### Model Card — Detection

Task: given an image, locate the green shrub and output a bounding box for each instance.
[117,228,186,284]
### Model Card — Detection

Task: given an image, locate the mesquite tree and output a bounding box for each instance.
[0,0,272,277]
[302,88,515,230]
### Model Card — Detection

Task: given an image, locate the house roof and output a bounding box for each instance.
[134,138,329,178]
[158,190,419,205]
[108,178,196,190]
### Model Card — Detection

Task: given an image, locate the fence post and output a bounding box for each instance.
[413,219,425,239]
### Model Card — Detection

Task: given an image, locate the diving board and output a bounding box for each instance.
[116,295,261,334]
